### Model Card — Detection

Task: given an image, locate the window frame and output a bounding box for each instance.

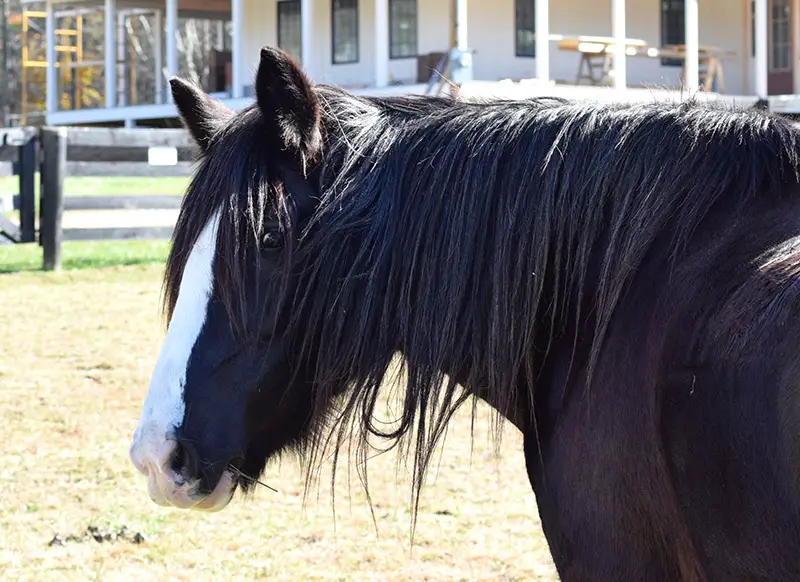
[277,0,302,63]
[331,0,360,65]
[515,0,536,58]
[389,0,418,60]
[660,0,685,67]
[769,0,792,72]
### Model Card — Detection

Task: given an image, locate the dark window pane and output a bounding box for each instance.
[771,0,791,71]
[515,0,535,58]
[661,0,685,66]
[277,0,302,62]
[390,0,417,59]
[332,0,359,64]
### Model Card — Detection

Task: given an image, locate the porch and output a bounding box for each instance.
[26,0,791,126]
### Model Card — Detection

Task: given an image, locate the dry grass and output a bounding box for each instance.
[0,264,559,581]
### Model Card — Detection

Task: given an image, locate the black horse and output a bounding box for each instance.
[129,46,800,581]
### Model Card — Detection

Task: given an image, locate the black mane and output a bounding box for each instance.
[166,87,800,519]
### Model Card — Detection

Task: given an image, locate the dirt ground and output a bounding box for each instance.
[0,264,559,581]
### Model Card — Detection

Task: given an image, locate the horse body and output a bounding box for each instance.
[129,47,800,580]
[527,189,800,580]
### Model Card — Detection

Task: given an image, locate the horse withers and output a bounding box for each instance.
[129,46,800,581]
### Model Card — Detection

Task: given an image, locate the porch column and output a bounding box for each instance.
[300,0,313,75]
[754,0,768,97]
[45,0,57,114]
[535,0,549,83]
[455,0,468,51]
[611,0,626,89]
[231,0,244,98]
[105,0,116,108]
[165,0,178,80]
[794,0,800,93]
[154,9,163,103]
[116,10,126,106]
[375,0,389,87]
[216,20,225,51]
[683,0,699,92]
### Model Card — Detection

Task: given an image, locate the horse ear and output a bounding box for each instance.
[170,76,234,151]
[255,46,322,163]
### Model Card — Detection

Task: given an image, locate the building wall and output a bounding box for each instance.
[241,0,277,90]
[469,0,749,94]
[240,0,451,89]
[239,0,750,95]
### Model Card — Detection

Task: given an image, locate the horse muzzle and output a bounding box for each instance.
[129,425,236,512]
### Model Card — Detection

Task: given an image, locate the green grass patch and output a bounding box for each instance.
[0,175,189,197]
[0,239,170,273]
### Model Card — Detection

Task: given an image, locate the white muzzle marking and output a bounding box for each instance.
[129,209,234,511]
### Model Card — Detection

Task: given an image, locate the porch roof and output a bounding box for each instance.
[21,0,230,17]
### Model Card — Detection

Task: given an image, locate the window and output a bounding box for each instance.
[332,0,359,64]
[515,0,535,57]
[660,0,684,66]
[389,0,417,59]
[277,0,302,62]
[771,0,791,71]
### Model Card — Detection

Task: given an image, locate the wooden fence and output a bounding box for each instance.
[0,127,38,246]
[39,126,197,270]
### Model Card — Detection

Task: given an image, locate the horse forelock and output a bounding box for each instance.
[163,103,299,337]
[277,89,800,519]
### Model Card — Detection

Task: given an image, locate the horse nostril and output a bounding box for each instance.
[170,440,199,479]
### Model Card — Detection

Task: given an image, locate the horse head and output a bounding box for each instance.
[129,47,325,511]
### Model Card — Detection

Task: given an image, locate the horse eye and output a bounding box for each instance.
[261,229,284,249]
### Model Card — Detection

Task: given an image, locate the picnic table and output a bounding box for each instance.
[554,35,735,93]
[555,35,648,86]
[657,44,736,93]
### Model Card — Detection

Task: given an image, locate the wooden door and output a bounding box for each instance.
[769,0,794,94]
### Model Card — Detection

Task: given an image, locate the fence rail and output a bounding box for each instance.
[65,161,195,178]
[62,127,195,149]
[62,226,176,242]
[62,195,183,211]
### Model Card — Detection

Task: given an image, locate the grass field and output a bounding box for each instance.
[0,256,559,580]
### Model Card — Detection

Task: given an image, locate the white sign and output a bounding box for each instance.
[147,146,178,166]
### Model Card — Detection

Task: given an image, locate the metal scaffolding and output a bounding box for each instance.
[14,7,102,125]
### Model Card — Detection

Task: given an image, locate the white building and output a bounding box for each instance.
[28,0,800,126]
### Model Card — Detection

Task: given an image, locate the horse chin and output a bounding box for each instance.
[147,468,237,512]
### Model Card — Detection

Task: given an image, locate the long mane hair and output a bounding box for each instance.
[165,85,800,520]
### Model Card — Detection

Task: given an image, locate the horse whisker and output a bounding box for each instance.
[227,464,279,493]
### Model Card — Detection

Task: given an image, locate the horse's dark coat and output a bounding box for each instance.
[163,48,800,580]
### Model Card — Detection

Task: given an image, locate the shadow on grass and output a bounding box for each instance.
[0,240,170,274]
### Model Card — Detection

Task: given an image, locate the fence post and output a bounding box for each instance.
[40,127,67,271]
[18,130,37,244]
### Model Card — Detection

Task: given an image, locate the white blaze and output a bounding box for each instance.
[130,209,221,476]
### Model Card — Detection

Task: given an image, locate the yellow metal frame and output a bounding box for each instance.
[19,9,87,124]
